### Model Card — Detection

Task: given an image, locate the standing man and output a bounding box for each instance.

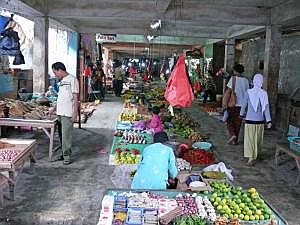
[50,62,79,165]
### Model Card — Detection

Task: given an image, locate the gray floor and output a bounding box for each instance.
[0,96,299,225]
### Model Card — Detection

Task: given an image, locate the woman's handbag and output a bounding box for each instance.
[222,76,237,108]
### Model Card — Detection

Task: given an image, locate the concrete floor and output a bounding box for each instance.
[0,96,299,225]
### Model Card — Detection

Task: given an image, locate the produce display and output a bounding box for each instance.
[0,149,19,161]
[122,130,147,144]
[209,181,273,222]
[175,215,208,225]
[176,158,191,171]
[0,99,52,120]
[202,171,226,179]
[98,191,219,225]
[195,196,216,221]
[114,148,141,164]
[119,112,137,121]
[189,132,208,143]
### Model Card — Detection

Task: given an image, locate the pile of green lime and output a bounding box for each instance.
[209,181,273,221]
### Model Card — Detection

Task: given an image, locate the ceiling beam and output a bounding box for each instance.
[271,0,300,25]
[45,4,268,26]
[76,21,228,39]
[227,25,265,39]
[0,0,43,17]
[113,34,215,45]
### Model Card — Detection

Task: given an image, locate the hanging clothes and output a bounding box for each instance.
[0,24,25,65]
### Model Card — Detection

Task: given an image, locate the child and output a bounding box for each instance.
[147,106,163,134]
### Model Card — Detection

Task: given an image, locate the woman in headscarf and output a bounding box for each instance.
[240,74,272,166]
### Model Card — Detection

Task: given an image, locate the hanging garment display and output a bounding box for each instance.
[0,25,25,65]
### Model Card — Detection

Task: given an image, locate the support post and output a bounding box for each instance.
[263,25,281,121]
[223,39,235,92]
[33,16,49,93]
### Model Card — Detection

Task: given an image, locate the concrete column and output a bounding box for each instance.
[223,39,235,91]
[33,16,49,93]
[263,25,281,121]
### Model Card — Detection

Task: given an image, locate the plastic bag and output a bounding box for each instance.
[203,162,234,181]
[222,110,228,122]
[164,54,194,107]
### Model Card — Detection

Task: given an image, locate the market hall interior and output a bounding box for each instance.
[0,94,299,225]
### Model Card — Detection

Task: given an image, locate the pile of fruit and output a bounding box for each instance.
[119,112,137,121]
[114,148,141,164]
[171,112,200,127]
[209,181,273,222]
[189,132,208,143]
[214,217,241,225]
[170,126,195,138]
[202,171,226,179]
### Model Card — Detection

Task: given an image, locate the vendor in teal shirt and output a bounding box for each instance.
[131,132,178,190]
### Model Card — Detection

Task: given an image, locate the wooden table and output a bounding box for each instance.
[0,118,57,160]
[275,142,300,185]
[0,138,37,201]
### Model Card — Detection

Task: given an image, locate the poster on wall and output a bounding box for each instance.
[96,34,117,43]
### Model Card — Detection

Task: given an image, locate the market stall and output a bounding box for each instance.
[97,187,287,225]
[0,118,57,160]
[0,138,37,201]
[0,99,59,160]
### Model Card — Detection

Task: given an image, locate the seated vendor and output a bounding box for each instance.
[147,106,163,134]
[131,132,178,190]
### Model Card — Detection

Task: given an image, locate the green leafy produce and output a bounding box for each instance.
[175,215,207,225]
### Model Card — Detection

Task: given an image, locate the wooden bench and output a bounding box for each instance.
[0,175,8,208]
[275,142,300,185]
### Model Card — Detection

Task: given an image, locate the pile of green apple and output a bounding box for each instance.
[209,181,273,221]
[114,151,141,164]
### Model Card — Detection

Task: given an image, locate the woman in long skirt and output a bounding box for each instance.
[240,74,272,166]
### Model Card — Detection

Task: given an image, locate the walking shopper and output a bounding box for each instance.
[240,74,272,166]
[50,62,79,165]
[224,64,249,144]
[131,132,178,190]
[113,62,123,97]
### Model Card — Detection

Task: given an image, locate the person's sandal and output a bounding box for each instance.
[246,159,256,167]
[63,159,72,165]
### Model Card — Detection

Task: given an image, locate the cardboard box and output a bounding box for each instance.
[176,171,212,192]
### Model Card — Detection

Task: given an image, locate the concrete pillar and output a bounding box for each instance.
[33,16,49,93]
[263,25,281,120]
[223,39,235,91]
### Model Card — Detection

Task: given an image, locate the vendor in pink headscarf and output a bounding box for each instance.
[240,74,272,166]
[147,106,163,134]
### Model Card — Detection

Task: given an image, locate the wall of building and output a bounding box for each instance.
[241,34,300,132]
[241,38,265,79]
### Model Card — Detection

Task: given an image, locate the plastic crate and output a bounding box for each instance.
[125,208,143,225]
[113,196,128,211]
[288,136,300,152]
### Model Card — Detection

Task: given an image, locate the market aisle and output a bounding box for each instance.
[185,102,300,225]
[0,95,123,225]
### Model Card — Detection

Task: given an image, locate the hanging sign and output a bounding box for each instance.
[96,34,117,43]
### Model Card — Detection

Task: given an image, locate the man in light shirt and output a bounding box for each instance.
[225,64,249,145]
[50,62,79,165]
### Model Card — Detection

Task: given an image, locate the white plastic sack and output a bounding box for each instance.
[203,162,234,181]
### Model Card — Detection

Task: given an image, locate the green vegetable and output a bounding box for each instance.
[175,216,207,225]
